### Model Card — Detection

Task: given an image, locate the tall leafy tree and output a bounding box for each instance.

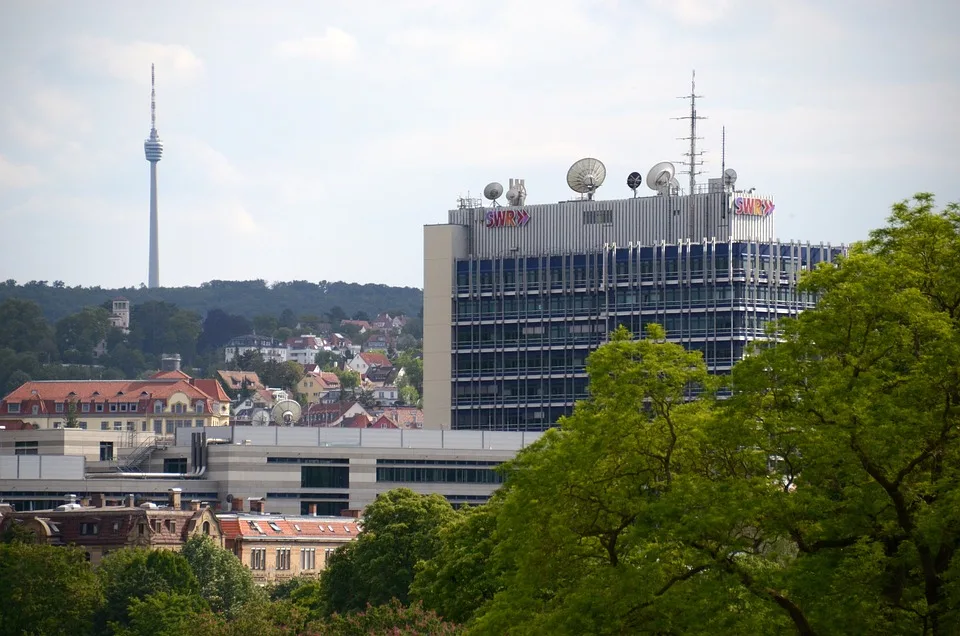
[319,489,456,614]
[56,305,111,363]
[0,298,56,357]
[0,543,101,636]
[180,535,256,616]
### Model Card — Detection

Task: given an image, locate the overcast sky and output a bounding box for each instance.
[1,1,957,290]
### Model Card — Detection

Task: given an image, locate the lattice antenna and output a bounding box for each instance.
[150,63,157,132]
[673,69,707,196]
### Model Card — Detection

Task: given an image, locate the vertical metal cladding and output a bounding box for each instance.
[449,191,776,258]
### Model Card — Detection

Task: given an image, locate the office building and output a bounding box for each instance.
[423,167,844,431]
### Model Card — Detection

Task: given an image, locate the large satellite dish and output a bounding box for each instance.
[646,161,675,194]
[723,168,738,188]
[271,400,302,426]
[626,171,643,197]
[566,158,606,200]
[483,182,504,205]
[251,408,270,426]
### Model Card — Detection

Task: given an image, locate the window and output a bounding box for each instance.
[81,403,90,413]
[268,522,283,532]
[195,419,203,427]
[80,522,99,536]
[276,548,291,570]
[96,404,104,412]
[300,548,316,570]
[14,441,38,456]
[129,403,138,412]
[138,524,145,536]
[113,421,122,431]
[202,521,211,535]
[79,421,87,430]
[165,520,177,532]
[32,405,39,415]
[109,403,117,412]
[119,403,126,412]
[164,458,187,473]
[100,422,109,431]
[251,548,267,570]
[154,401,163,414]
[55,402,64,413]
[99,441,114,461]
[7,403,20,414]
[583,209,613,225]
[301,466,349,489]
[195,401,204,414]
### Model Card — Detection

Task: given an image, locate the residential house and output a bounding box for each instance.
[216,370,265,397]
[303,402,369,427]
[296,372,341,405]
[218,500,359,583]
[347,352,394,382]
[363,334,390,352]
[373,406,424,429]
[339,320,371,333]
[370,385,399,407]
[0,375,233,436]
[0,490,222,565]
[286,335,325,367]
[224,335,287,364]
[371,313,407,331]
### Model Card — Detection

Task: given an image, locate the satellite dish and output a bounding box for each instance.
[669,177,681,194]
[251,408,270,427]
[566,158,606,200]
[505,178,527,206]
[646,161,675,194]
[271,400,302,426]
[723,168,738,187]
[483,182,504,204]
[626,171,643,197]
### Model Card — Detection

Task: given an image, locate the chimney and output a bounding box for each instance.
[127,494,136,508]
[168,488,182,510]
[340,508,363,519]
[230,496,243,512]
[91,493,105,508]
[189,500,201,512]
[249,498,265,514]
[308,503,317,516]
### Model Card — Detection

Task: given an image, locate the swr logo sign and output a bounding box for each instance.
[734,197,775,217]
[485,209,531,228]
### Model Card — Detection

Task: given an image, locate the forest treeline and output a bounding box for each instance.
[0,279,423,323]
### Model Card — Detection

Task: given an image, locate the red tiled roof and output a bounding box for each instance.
[377,407,424,429]
[216,370,265,391]
[371,415,399,429]
[358,352,392,367]
[191,379,231,402]
[151,370,192,380]
[2,379,222,409]
[341,414,371,428]
[218,515,359,540]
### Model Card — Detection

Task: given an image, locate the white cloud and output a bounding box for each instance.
[648,0,736,24]
[0,155,42,189]
[72,37,203,85]
[173,136,244,186]
[275,28,359,63]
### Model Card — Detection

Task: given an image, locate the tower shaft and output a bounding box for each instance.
[149,162,160,288]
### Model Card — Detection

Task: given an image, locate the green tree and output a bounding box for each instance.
[395,351,423,397]
[715,194,960,635]
[0,543,101,636]
[252,315,278,337]
[317,599,463,635]
[111,592,214,636]
[97,548,203,631]
[319,489,456,614]
[56,306,111,364]
[181,535,256,616]
[314,350,342,371]
[334,369,360,402]
[0,298,57,357]
[411,502,502,624]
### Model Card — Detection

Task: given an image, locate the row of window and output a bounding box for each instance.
[249,547,333,571]
[376,466,504,484]
[5,401,206,415]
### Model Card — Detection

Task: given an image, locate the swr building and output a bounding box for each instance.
[423,170,843,431]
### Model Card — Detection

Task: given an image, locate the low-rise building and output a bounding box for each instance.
[0,374,232,436]
[347,352,394,382]
[297,372,341,405]
[0,489,222,565]
[224,335,287,364]
[286,335,326,367]
[219,500,358,583]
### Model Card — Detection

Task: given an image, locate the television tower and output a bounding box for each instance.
[144,63,164,288]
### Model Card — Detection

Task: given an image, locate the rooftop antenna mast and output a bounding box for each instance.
[721,125,726,185]
[674,70,706,195]
[674,70,706,239]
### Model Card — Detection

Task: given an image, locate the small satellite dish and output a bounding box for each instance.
[627,171,643,197]
[668,177,681,194]
[646,161,675,194]
[723,168,738,187]
[483,182,504,204]
[505,178,526,206]
[271,400,302,426]
[566,158,606,200]
[251,408,270,427]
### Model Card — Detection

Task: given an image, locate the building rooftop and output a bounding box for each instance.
[218,514,359,540]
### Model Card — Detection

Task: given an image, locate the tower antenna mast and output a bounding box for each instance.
[150,63,156,131]
[674,70,707,238]
[144,63,164,288]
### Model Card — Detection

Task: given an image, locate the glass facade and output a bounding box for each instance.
[450,240,844,431]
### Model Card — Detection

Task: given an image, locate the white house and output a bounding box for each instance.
[224,335,287,364]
